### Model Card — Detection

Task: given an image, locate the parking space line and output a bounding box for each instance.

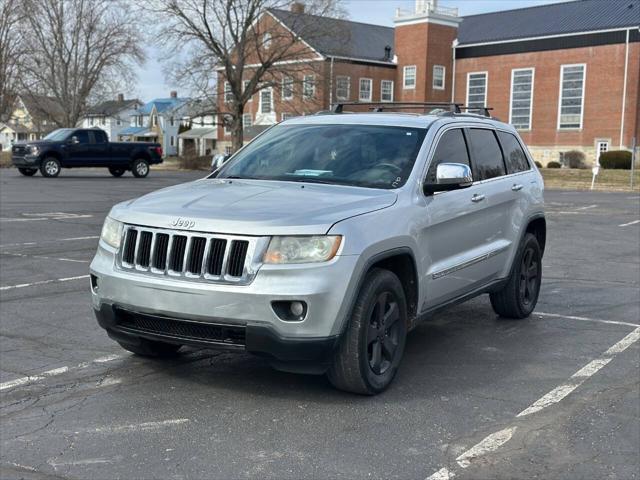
[77,419,190,434]
[0,213,93,222]
[0,236,99,248]
[619,219,640,227]
[0,274,89,291]
[536,311,639,328]
[0,353,123,391]
[425,325,640,479]
[1,251,89,263]
[576,204,597,210]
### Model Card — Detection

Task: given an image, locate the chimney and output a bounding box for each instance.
[117,93,124,102]
[290,2,305,14]
[383,45,392,61]
[170,90,177,98]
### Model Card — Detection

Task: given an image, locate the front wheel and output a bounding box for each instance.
[40,157,61,177]
[18,167,38,176]
[327,268,408,395]
[490,233,542,319]
[131,158,149,178]
[108,167,125,177]
[117,339,182,357]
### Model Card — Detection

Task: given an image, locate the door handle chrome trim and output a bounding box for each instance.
[511,184,524,191]
[471,194,486,203]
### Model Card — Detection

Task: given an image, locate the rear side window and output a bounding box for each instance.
[92,130,108,144]
[468,128,505,180]
[426,129,470,183]
[75,130,90,144]
[497,131,530,174]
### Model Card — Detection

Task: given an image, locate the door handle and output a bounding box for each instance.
[511,184,524,192]
[471,194,486,203]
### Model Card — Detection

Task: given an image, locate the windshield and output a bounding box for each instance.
[215,124,427,189]
[43,129,74,141]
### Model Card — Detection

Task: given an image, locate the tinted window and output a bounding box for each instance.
[426,129,470,183]
[92,130,108,143]
[74,130,90,144]
[468,129,505,180]
[497,131,530,174]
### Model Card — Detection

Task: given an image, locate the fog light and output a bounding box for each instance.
[290,301,304,317]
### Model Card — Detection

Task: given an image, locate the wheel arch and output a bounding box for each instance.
[525,214,546,257]
[40,150,62,164]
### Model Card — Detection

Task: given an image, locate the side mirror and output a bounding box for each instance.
[424,163,473,195]
[70,136,79,144]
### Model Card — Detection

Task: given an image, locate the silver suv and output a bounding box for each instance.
[90,104,545,395]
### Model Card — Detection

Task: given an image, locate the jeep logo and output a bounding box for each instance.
[171,218,196,229]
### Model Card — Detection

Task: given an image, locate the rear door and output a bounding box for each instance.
[419,127,503,309]
[88,129,113,166]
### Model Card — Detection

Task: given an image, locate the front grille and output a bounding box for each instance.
[118,225,262,284]
[115,308,245,347]
[12,145,27,156]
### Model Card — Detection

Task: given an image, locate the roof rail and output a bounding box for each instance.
[331,102,463,114]
[459,106,494,118]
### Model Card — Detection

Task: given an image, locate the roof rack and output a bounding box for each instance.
[331,102,463,114]
[458,106,494,118]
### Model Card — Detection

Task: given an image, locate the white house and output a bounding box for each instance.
[118,91,190,156]
[80,94,142,141]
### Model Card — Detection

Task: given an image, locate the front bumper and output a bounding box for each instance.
[12,155,39,167]
[90,240,361,354]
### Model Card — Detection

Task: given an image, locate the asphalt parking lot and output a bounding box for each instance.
[0,167,638,480]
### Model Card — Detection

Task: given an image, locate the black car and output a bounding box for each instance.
[11,128,163,178]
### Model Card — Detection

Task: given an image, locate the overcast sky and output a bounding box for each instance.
[135,0,566,101]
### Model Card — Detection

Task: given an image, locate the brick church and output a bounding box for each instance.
[217,0,639,165]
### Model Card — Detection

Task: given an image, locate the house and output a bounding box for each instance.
[118,91,190,156]
[217,0,639,165]
[0,94,64,151]
[80,94,142,141]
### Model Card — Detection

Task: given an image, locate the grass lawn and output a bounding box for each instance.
[540,168,640,192]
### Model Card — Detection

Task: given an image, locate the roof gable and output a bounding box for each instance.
[457,0,640,46]
[86,99,141,116]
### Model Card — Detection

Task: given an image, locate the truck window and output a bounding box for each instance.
[468,129,506,181]
[91,130,108,144]
[425,129,470,184]
[497,131,530,174]
[74,130,90,144]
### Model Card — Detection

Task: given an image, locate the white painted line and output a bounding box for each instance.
[81,418,190,434]
[49,458,113,467]
[0,354,123,391]
[5,462,38,472]
[0,236,99,248]
[605,328,640,355]
[0,213,93,222]
[572,358,612,378]
[455,427,516,468]
[619,219,640,227]
[0,274,89,291]
[1,251,89,263]
[426,467,456,480]
[536,312,639,328]
[576,204,597,210]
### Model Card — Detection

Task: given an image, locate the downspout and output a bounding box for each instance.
[619,28,630,148]
[451,39,458,103]
[329,56,335,109]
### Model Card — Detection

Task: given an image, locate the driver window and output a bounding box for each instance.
[74,130,90,144]
[426,129,470,184]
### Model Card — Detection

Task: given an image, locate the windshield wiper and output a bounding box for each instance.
[286,177,339,185]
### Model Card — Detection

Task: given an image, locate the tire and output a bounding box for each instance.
[131,158,149,178]
[117,339,182,357]
[18,167,38,176]
[490,233,542,319]
[40,157,61,178]
[327,268,408,395]
[109,167,125,177]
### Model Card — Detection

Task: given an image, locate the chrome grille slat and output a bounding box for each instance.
[117,225,263,285]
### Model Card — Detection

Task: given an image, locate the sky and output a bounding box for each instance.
[135,0,566,101]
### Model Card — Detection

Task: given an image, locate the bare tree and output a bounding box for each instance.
[0,0,25,122]
[151,0,346,152]
[18,0,146,127]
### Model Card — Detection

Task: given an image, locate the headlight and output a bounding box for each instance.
[100,216,123,249]
[29,145,39,155]
[263,236,342,264]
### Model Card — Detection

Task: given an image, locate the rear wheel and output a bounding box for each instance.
[490,233,542,319]
[117,339,182,357]
[40,157,61,177]
[327,268,407,395]
[18,167,38,176]
[108,167,125,177]
[131,158,149,178]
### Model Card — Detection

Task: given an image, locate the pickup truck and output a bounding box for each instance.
[11,128,163,178]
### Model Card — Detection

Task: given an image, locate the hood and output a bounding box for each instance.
[110,178,397,236]
[14,140,54,147]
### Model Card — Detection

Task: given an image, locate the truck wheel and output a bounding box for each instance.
[327,268,407,395]
[108,167,125,177]
[18,168,38,176]
[40,157,61,177]
[117,339,182,357]
[490,233,542,319]
[131,158,149,178]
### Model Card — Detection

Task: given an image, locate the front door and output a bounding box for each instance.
[65,130,91,166]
